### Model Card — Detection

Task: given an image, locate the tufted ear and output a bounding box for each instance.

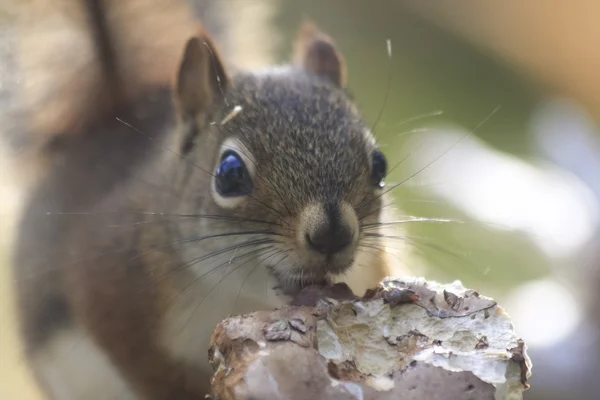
[293,22,347,87]
[175,28,230,120]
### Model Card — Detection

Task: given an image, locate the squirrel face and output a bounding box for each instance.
[210,72,388,289]
[174,23,389,293]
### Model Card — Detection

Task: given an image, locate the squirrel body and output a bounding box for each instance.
[12,2,406,399]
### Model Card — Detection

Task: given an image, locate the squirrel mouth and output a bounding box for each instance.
[275,258,355,296]
[277,273,331,297]
[323,256,355,275]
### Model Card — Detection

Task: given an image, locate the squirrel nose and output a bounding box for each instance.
[306,227,353,255]
[306,203,354,255]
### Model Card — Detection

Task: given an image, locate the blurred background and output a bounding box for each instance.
[2,0,600,399]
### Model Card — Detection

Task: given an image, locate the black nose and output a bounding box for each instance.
[306,203,354,255]
[306,227,353,255]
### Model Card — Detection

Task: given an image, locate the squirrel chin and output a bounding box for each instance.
[272,261,355,298]
[270,271,331,298]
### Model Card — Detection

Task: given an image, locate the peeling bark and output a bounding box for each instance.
[208,277,531,400]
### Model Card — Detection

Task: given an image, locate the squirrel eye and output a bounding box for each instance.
[215,151,253,197]
[371,149,387,188]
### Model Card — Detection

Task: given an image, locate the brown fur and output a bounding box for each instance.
[13,3,406,399]
[9,0,202,189]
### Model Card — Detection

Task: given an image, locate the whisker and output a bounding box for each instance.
[358,196,448,215]
[221,236,272,281]
[144,244,275,332]
[149,238,276,293]
[358,106,501,214]
[126,230,280,263]
[245,195,290,228]
[357,244,386,260]
[356,133,434,214]
[392,127,433,138]
[393,110,444,128]
[170,244,275,304]
[362,233,478,272]
[362,216,532,235]
[371,39,393,135]
[391,105,501,188]
[402,199,447,205]
[361,217,463,229]
[357,201,397,222]
[116,117,215,177]
[106,218,177,229]
[234,249,286,309]
[142,242,278,332]
[44,211,280,226]
[357,242,409,270]
[16,230,281,281]
[175,245,277,335]
[104,215,277,230]
[356,152,412,212]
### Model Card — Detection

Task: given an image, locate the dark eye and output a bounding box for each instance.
[371,149,387,188]
[215,151,253,197]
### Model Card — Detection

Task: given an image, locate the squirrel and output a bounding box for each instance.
[12,1,407,399]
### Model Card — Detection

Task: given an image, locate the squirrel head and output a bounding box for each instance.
[171,23,389,292]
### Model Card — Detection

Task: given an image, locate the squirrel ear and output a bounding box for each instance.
[293,22,347,87]
[175,29,230,119]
